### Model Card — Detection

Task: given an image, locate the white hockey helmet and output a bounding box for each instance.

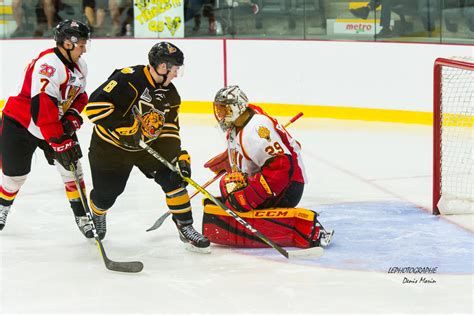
[213,85,249,131]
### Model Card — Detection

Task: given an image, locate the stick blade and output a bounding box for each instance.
[287,246,324,259]
[146,222,162,232]
[146,213,170,232]
[105,260,144,273]
[96,240,144,273]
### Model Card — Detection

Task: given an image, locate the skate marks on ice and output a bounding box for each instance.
[230,201,473,274]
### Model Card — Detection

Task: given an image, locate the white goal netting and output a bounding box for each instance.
[436,57,473,215]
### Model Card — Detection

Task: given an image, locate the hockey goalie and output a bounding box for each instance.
[203,86,333,249]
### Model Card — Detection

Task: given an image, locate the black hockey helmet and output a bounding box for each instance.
[54,19,90,45]
[148,42,184,68]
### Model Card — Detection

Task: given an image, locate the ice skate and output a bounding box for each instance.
[92,213,107,240]
[175,222,211,254]
[0,205,11,231]
[75,216,93,238]
[319,229,334,247]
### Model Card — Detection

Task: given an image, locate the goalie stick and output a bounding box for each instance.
[146,170,226,232]
[70,164,144,273]
[145,111,305,233]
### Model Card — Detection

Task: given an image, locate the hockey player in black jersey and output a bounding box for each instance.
[84,42,210,252]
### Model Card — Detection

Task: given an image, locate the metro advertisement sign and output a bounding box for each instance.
[330,19,393,36]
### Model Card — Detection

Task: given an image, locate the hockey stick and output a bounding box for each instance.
[146,170,226,232]
[284,112,303,127]
[136,141,323,259]
[69,164,144,273]
[146,112,304,232]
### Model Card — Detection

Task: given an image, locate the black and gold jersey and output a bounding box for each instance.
[85,65,181,151]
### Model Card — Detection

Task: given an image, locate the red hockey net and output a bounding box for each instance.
[433,57,473,215]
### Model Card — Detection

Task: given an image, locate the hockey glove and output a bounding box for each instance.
[167,150,191,188]
[221,172,248,195]
[61,110,83,136]
[220,172,251,212]
[220,172,273,212]
[49,135,82,169]
[155,150,192,191]
[176,150,191,178]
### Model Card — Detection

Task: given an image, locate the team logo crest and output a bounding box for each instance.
[167,43,177,54]
[39,63,56,78]
[258,126,271,141]
[141,108,165,138]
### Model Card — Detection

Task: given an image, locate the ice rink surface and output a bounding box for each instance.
[1,114,473,314]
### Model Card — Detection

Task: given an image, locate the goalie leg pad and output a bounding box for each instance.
[202,202,321,248]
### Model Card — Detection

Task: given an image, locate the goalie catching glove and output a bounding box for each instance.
[204,150,231,174]
[219,171,274,212]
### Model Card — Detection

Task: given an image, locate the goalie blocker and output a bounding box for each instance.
[202,200,330,248]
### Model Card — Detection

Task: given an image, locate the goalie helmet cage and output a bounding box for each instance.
[433,57,474,215]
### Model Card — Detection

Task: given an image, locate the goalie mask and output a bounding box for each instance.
[213,85,249,131]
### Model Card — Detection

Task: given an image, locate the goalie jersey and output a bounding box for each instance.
[85,65,181,151]
[228,104,306,192]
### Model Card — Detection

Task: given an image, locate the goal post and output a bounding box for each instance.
[433,57,473,215]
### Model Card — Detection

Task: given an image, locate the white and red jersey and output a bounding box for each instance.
[2,47,88,141]
[227,104,306,195]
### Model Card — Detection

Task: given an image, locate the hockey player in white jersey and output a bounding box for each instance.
[0,20,92,237]
[203,85,333,248]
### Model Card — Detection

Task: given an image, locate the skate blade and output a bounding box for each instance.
[184,243,212,254]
